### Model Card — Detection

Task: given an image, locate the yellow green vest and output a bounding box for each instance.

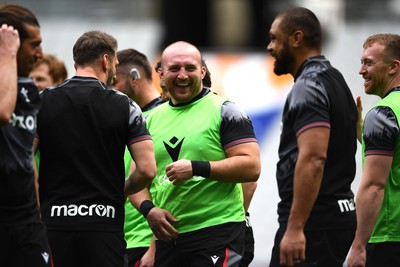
[146,92,245,234]
[363,91,400,243]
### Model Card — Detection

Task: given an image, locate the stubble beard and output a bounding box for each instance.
[106,68,115,86]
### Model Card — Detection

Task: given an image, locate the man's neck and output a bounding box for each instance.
[137,84,161,108]
[292,49,321,77]
[76,67,106,84]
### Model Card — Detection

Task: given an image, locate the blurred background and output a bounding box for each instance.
[7,0,400,265]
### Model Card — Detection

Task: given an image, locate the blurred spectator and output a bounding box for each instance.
[30,53,67,91]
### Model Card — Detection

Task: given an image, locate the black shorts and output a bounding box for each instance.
[269,227,354,267]
[48,230,126,267]
[239,212,255,267]
[126,247,148,267]
[0,222,52,267]
[155,222,245,267]
[366,242,400,267]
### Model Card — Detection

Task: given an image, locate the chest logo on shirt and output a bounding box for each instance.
[10,113,36,131]
[163,136,185,161]
[20,87,31,103]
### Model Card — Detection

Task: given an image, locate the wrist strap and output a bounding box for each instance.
[191,161,211,178]
[140,200,155,218]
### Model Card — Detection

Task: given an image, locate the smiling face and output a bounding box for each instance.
[359,43,391,97]
[267,16,295,76]
[159,42,205,105]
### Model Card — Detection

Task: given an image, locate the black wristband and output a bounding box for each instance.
[191,161,211,178]
[139,200,155,218]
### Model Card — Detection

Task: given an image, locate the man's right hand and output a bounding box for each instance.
[347,244,366,267]
[146,207,179,241]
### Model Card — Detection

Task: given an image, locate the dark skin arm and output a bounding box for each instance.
[279,127,329,267]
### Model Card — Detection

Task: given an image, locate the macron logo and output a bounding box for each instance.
[211,255,219,265]
[41,252,49,263]
[337,199,355,213]
[50,204,115,218]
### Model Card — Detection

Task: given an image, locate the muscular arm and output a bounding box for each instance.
[124,140,156,196]
[0,24,20,125]
[280,127,329,266]
[210,142,260,182]
[347,155,391,267]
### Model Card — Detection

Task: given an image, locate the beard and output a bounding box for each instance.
[106,67,116,86]
[273,45,295,76]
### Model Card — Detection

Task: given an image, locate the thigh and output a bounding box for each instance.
[269,228,354,267]
[48,230,79,267]
[191,247,242,267]
[269,228,283,267]
[304,229,354,267]
[155,239,185,267]
[155,222,245,267]
[126,247,148,267]
[80,231,126,267]
[239,217,255,267]
[12,223,52,267]
[366,242,400,267]
[185,222,245,267]
[0,227,11,265]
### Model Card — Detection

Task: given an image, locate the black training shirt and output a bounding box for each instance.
[37,76,151,232]
[0,77,41,225]
[276,56,357,230]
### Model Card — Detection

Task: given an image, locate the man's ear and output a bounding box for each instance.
[389,59,400,75]
[101,54,109,70]
[128,76,139,88]
[291,30,304,48]
[157,67,164,80]
[201,66,206,80]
